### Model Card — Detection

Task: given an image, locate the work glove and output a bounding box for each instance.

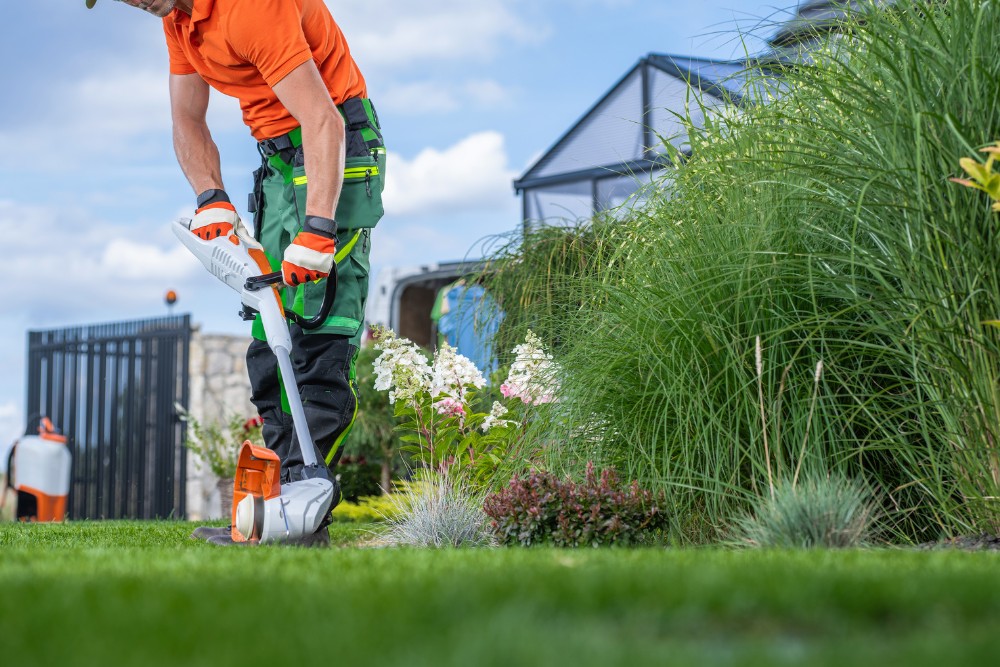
[190,189,262,250]
[282,215,337,287]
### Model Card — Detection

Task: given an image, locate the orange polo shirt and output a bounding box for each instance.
[163,0,368,141]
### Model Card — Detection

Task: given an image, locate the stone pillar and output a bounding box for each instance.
[184,327,255,520]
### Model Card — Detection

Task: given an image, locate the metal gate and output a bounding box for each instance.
[25,315,191,520]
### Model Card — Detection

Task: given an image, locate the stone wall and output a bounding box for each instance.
[184,327,255,520]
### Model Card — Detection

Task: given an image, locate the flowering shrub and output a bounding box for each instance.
[500,330,559,405]
[371,327,559,484]
[482,462,669,547]
[175,404,264,480]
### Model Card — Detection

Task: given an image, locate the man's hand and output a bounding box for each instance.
[282,215,337,287]
[190,189,262,249]
[191,200,239,240]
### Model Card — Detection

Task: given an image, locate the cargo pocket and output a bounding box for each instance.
[335,155,384,230]
[302,228,370,339]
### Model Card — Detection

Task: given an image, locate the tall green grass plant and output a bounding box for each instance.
[490,0,1000,542]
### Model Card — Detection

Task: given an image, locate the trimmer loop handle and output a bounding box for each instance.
[244,269,338,331]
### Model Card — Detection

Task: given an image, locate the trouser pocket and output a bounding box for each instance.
[301,227,371,343]
[335,155,385,230]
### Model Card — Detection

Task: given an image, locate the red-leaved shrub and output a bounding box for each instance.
[483,462,669,547]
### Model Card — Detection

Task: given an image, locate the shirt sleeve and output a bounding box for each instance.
[162,19,197,76]
[226,0,314,87]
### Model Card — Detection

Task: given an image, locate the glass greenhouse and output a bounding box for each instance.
[514,0,894,227]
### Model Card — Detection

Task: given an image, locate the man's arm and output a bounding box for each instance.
[271,60,346,219]
[169,73,225,195]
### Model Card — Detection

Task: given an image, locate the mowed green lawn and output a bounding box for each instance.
[1,522,998,667]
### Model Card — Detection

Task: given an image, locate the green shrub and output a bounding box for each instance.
[336,460,383,503]
[483,462,669,547]
[331,493,403,523]
[731,474,879,549]
[345,343,406,491]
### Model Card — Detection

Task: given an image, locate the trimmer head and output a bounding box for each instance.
[231,440,280,543]
[231,441,336,544]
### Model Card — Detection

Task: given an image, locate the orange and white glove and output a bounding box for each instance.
[190,189,261,249]
[282,215,337,287]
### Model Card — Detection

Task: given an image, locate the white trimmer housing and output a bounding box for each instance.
[235,479,334,544]
[172,219,335,543]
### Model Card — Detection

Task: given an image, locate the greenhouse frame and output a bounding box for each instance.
[513,0,894,227]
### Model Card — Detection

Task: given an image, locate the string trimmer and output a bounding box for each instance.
[172,219,337,544]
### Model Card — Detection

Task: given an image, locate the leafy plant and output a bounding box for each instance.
[346,343,406,492]
[175,405,263,480]
[331,484,415,523]
[370,327,559,487]
[336,458,383,503]
[483,462,669,547]
[731,474,878,549]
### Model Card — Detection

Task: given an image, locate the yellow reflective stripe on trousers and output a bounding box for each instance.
[292,167,377,187]
[344,166,379,179]
[335,229,363,263]
[326,381,358,465]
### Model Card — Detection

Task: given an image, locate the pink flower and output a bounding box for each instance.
[434,397,466,418]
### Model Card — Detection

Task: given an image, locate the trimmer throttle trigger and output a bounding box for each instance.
[244,271,284,292]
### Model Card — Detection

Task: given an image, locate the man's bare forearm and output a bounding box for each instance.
[173,117,225,196]
[300,110,346,219]
[271,61,347,221]
[169,73,224,197]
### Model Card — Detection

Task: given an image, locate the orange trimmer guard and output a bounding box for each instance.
[231,440,281,542]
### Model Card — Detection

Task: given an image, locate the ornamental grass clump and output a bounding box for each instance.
[484,0,1000,543]
[731,474,878,549]
[379,473,495,548]
[483,462,669,547]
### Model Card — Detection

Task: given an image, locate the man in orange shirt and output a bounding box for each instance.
[89,0,386,546]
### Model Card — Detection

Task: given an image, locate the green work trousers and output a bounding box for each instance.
[246,98,385,483]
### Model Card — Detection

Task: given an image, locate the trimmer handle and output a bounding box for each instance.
[244,269,338,331]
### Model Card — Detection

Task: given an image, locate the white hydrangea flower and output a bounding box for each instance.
[373,329,431,405]
[480,401,514,433]
[500,330,560,406]
[430,342,485,401]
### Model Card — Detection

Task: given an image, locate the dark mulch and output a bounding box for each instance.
[917,533,1000,552]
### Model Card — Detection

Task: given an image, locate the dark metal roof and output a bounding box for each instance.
[514,54,758,192]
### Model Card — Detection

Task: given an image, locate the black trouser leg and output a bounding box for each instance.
[246,325,357,484]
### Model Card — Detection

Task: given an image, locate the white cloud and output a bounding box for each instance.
[464,80,511,107]
[331,1,548,71]
[0,68,245,172]
[382,131,520,217]
[0,200,201,320]
[379,79,515,116]
[379,82,460,114]
[99,238,201,281]
[370,224,466,268]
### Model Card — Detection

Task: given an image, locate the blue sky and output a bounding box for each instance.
[0,0,795,450]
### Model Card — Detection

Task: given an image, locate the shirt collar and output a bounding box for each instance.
[189,0,215,25]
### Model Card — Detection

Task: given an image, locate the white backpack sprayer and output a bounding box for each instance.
[11,417,72,522]
[172,220,337,544]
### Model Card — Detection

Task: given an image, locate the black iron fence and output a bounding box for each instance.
[25,316,191,520]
